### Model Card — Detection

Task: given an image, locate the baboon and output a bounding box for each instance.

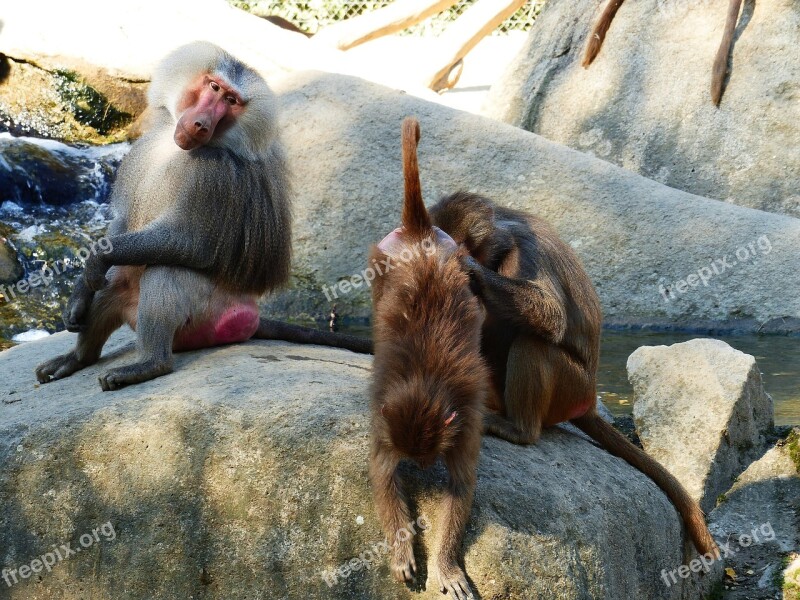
[36,41,368,391]
[429,191,718,557]
[369,117,488,600]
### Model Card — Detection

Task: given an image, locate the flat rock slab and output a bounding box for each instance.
[629,338,774,513]
[0,332,716,599]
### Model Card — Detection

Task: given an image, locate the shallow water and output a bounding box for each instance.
[596,330,800,426]
[337,325,799,426]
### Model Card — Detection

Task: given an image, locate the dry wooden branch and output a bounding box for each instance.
[313,0,460,51]
[422,0,526,92]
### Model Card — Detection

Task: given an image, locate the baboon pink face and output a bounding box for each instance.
[174,74,245,150]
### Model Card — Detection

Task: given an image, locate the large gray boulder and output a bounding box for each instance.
[0,332,718,599]
[628,339,774,513]
[482,0,800,218]
[264,72,800,333]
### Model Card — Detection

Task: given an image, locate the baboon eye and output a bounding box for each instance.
[209,81,220,92]
[225,96,237,105]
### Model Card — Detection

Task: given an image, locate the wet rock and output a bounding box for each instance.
[0,55,143,143]
[0,237,22,284]
[0,134,127,206]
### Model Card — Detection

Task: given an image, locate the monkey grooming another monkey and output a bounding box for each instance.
[370,117,488,600]
[582,0,745,105]
[429,193,718,557]
[35,41,369,391]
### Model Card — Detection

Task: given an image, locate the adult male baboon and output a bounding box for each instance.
[36,41,368,391]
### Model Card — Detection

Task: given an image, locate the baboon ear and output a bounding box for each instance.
[444,411,457,427]
[381,403,387,417]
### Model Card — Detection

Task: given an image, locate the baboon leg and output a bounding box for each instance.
[36,273,129,383]
[485,335,554,445]
[435,437,480,600]
[487,334,596,443]
[369,441,416,584]
[98,267,203,391]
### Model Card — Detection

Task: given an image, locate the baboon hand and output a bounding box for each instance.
[83,255,109,292]
[458,254,484,296]
[390,541,417,583]
[63,282,94,332]
[436,561,474,600]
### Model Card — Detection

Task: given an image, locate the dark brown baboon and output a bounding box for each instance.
[35,41,368,391]
[369,117,488,600]
[582,0,745,105]
[429,192,718,557]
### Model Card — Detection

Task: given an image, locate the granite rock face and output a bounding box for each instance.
[483,0,800,218]
[264,72,800,333]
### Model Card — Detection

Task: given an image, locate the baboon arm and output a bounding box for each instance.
[82,221,211,291]
[464,257,567,343]
[437,443,479,569]
[369,444,412,541]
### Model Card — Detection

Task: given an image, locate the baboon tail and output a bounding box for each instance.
[571,411,718,557]
[582,0,626,68]
[254,318,373,354]
[711,0,744,105]
[401,117,432,235]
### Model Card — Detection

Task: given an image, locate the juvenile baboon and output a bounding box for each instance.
[370,117,488,600]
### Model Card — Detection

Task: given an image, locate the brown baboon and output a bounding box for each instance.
[429,192,718,557]
[369,117,488,600]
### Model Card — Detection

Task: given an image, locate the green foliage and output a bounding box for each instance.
[705,580,724,600]
[787,429,800,473]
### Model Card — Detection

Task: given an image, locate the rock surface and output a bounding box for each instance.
[0,56,145,143]
[0,237,22,284]
[628,339,774,513]
[0,331,718,599]
[483,0,800,218]
[708,432,800,600]
[263,72,800,333]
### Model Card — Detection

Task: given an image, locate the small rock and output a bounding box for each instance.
[709,433,800,600]
[0,237,23,284]
[628,338,774,512]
